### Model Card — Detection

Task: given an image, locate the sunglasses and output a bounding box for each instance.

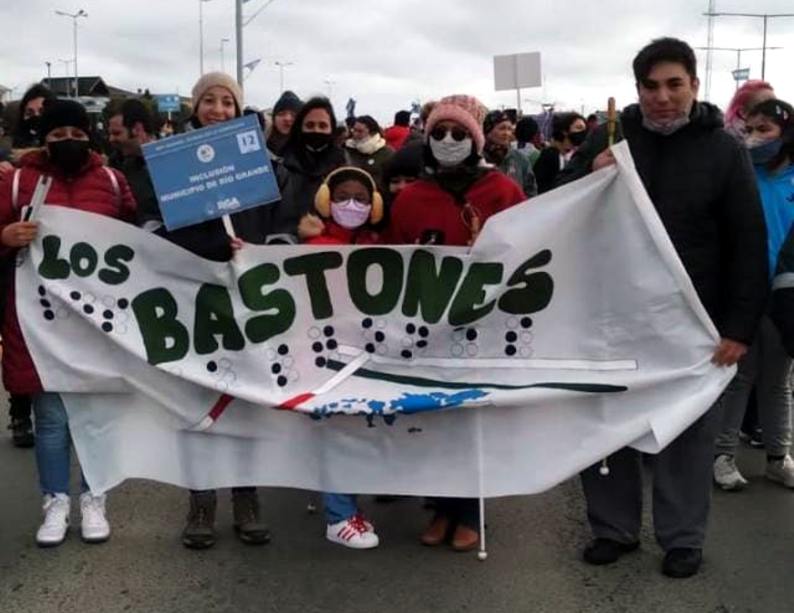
[430,126,470,142]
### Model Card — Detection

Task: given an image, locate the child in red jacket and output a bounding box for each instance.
[299,166,385,549]
[299,166,384,247]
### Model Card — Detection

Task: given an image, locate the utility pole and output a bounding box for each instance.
[220,37,230,73]
[45,61,52,89]
[704,0,716,101]
[705,11,794,80]
[235,0,244,87]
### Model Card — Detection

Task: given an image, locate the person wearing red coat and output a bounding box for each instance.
[386,94,527,553]
[384,110,412,151]
[0,99,136,548]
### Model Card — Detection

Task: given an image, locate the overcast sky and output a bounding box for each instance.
[2,0,794,123]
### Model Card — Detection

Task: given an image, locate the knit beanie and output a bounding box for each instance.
[483,110,511,137]
[424,95,487,154]
[38,99,90,141]
[273,90,303,116]
[191,71,243,114]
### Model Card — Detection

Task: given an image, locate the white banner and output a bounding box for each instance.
[16,142,734,495]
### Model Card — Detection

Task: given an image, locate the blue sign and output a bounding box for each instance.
[142,114,280,230]
[155,94,182,113]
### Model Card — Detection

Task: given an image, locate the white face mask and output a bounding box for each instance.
[429,133,473,167]
[330,199,372,229]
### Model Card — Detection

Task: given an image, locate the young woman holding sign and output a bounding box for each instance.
[0,99,136,547]
[145,72,279,550]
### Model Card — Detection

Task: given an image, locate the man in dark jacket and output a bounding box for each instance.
[558,37,768,579]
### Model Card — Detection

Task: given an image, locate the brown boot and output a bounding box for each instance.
[182,490,217,549]
[420,515,450,546]
[451,524,479,552]
[232,489,271,545]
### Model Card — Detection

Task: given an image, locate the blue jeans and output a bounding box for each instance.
[323,493,358,524]
[33,392,88,495]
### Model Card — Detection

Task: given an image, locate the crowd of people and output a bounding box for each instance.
[0,36,792,580]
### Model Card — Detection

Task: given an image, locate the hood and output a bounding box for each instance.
[622,101,724,132]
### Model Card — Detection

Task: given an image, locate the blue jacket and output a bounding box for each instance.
[756,164,794,281]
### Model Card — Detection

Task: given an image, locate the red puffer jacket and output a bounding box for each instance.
[385,169,526,247]
[0,150,137,394]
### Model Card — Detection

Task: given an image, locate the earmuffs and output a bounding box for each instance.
[314,166,384,224]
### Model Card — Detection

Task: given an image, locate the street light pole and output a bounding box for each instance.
[198,0,216,76]
[220,38,230,72]
[55,9,87,98]
[45,61,52,89]
[58,59,74,97]
[705,12,794,81]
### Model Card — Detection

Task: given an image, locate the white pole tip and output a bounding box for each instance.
[477,551,488,561]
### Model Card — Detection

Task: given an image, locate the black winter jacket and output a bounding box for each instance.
[274,145,346,235]
[558,102,768,344]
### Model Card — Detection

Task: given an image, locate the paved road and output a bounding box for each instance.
[1,408,793,613]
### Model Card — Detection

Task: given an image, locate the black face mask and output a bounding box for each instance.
[303,132,332,152]
[47,139,91,175]
[22,116,42,142]
[568,130,587,147]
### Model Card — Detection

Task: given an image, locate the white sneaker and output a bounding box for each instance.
[80,493,110,543]
[326,515,379,549]
[766,455,794,488]
[713,454,748,491]
[36,494,70,547]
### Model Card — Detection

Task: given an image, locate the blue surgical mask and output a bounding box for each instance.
[747,138,783,165]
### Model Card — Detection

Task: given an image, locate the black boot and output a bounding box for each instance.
[182,490,217,549]
[662,548,702,578]
[583,538,640,565]
[232,488,271,545]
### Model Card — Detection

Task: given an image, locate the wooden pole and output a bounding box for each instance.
[607,97,617,147]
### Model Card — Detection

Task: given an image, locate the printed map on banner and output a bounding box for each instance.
[16,142,735,496]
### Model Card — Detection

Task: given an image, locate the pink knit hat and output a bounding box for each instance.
[424,95,487,154]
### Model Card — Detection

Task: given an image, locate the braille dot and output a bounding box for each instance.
[278,344,289,355]
[521,317,533,329]
[365,343,376,353]
[505,344,517,356]
[505,331,518,343]
[70,291,81,301]
[417,340,428,349]
[418,327,429,338]
[207,361,218,372]
[117,299,129,309]
[375,331,385,342]
[323,326,334,337]
[401,350,413,359]
[277,376,288,387]
[83,304,94,315]
[362,318,373,329]
[406,323,416,334]
[43,310,55,321]
[103,310,114,320]
[326,339,338,350]
[312,342,323,353]
[38,286,46,296]
[40,299,51,308]
[271,363,282,374]
[466,328,478,341]
[101,322,113,333]
[315,357,327,367]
